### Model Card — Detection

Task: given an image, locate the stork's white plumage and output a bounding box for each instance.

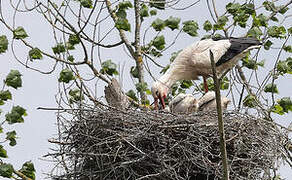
[151,37,261,109]
[198,91,230,111]
[169,94,198,114]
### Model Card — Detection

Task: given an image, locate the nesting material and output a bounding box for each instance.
[48,106,289,180]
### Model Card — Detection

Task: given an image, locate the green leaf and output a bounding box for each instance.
[69,88,84,104]
[13,27,28,39]
[0,90,12,105]
[6,106,27,124]
[278,5,289,14]
[135,82,148,92]
[5,70,22,89]
[182,20,199,37]
[213,16,228,30]
[151,18,165,31]
[0,35,8,54]
[264,40,273,50]
[6,131,17,146]
[253,13,268,27]
[52,43,66,54]
[58,68,75,83]
[226,3,241,14]
[160,64,170,74]
[0,145,8,158]
[267,26,286,39]
[263,1,277,12]
[264,83,278,93]
[152,35,165,50]
[140,3,149,19]
[0,163,14,178]
[272,104,284,115]
[288,27,292,34]
[100,59,119,76]
[115,18,131,31]
[116,9,127,18]
[130,66,139,78]
[150,9,157,16]
[165,16,181,30]
[243,94,257,108]
[68,34,80,45]
[180,80,193,89]
[277,60,292,75]
[126,90,138,102]
[150,0,165,10]
[203,20,212,32]
[283,45,292,53]
[67,55,74,62]
[29,48,43,60]
[118,1,133,10]
[277,97,292,113]
[247,27,263,39]
[79,0,92,8]
[19,161,35,180]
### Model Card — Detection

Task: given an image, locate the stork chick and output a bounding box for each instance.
[169,94,198,114]
[198,91,230,111]
[151,37,261,109]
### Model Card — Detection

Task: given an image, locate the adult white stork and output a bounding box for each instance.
[168,94,198,114]
[151,37,261,109]
[198,91,230,111]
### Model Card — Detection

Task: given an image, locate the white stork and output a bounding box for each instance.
[198,91,230,111]
[168,94,198,114]
[151,37,261,109]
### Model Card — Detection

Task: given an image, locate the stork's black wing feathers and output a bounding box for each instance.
[215,37,261,67]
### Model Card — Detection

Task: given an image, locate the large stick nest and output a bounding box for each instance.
[48,106,289,180]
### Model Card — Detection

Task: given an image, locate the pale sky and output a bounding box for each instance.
[0,0,291,179]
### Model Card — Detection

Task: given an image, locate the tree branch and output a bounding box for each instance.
[210,50,229,180]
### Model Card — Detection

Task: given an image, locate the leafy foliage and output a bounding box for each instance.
[69,89,84,104]
[273,97,292,115]
[0,163,14,178]
[151,18,165,31]
[226,3,255,28]
[100,60,119,76]
[267,26,286,39]
[0,35,8,54]
[5,70,22,89]
[79,0,92,8]
[6,131,17,146]
[52,43,66,54]
[0,145,8,158]
[182,20,199,37]
[203,20,212,32]
[152,35,165,50]
[140,3,149,20]
[19,161,36,180]
[29,48,43,60]
[165,16,180,30]
[126,90,138,102]
[243,94,257,108]
[264,83,278,94]
[13,27,28,39]
[5,106,27,124]
[213,16,228,30]
[115,1,132,31]
[0,90,12,105]
[149,0,165,10]
[58,68,75,83]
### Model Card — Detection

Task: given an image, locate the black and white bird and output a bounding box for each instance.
[151,37,261,109]
[168,94,198,114]
[198,91,230,111]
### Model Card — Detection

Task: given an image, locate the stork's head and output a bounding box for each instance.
[151,81,169,110]
[221,97,231,110]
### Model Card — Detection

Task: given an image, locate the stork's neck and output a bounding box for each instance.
[157,70,180,91]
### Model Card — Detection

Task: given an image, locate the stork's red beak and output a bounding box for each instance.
[158,94,166,109]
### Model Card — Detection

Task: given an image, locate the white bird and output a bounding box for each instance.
[169,94,198,114]
[198,91,230,111]
[151,37,261,109]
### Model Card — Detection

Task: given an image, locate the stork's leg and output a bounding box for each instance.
[203,76,208,93]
